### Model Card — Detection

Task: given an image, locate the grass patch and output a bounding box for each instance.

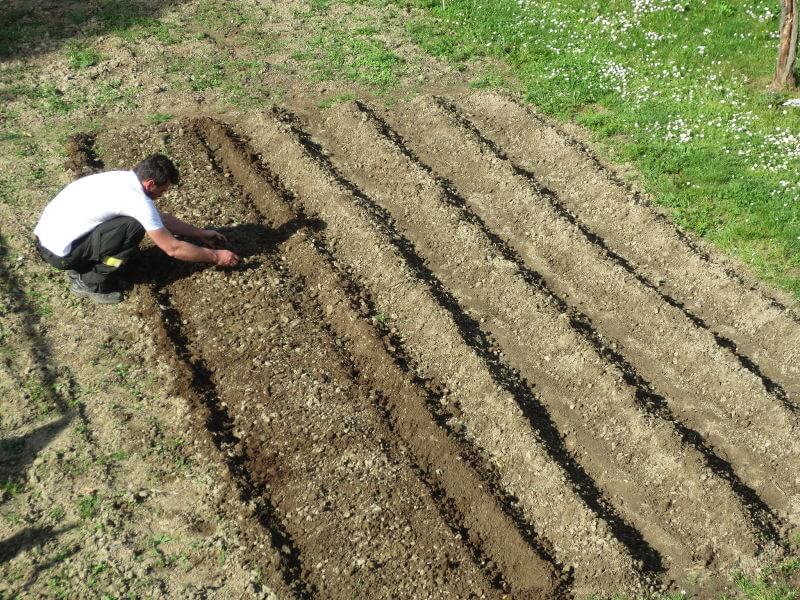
[293,19,405,91]
[0,173,21,206]
[66,43,102,69]
[0,7,63,57]
[726,560,800,599]
[48,505,66,522]
[34,84,74,114]
[26,288,53,318]
[319,92,358,108]
[394,0,800,298]
[92,77,136,109]
[95,0,181,44]
[96,450,128,466]
[312,33,404,89]
[310,0,332,12]
[77,493,100,520]
[1,479,23,498]
[469,70,506,90]
[148,112,174,124]
[46,572,72,600]
[167,56,269,107]
[23,376,58,414]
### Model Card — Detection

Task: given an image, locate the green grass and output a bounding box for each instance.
[289,15,405,92]
[469,70,506,89]
[48,505,66,522]
[196,0,268,32]
[77,493,100,520]
[94,0,181,44]
[0,173,21,206]
[66,44,101,69]
[46,573,72,600]
[1,480,23,497]
[148,112,174,124]
[167,56,268,106]
[23,376,57,414]
[583,557,800,598]
[319,92,358,108]
[26,288,53,317]
[725,559,800,599]
[0,7,62,57]
[394,0,800,298]
[90,76,137,110]
[311,33,404,89]
[33,84,74,114]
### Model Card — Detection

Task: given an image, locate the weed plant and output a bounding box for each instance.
[397,0,800,296]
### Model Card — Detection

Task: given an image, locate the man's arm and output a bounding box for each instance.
[158,211,227,247]
[148,228,238,266]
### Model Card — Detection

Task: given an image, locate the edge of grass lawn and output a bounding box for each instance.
[380,0,800,304]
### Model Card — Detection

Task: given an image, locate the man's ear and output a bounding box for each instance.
[141,179,156,193]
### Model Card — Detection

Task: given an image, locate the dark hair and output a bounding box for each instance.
[133,154,180,186]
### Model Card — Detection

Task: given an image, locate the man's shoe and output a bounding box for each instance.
[69,277,123,305]
[66,269,80,282]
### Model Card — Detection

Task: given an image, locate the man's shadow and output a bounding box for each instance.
[124,217,325,290]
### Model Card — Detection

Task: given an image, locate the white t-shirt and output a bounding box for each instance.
[34,171,164,257]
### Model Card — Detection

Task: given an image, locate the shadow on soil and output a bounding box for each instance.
[0,0,180,62]
[0,235,78,564]
[125,218,326,289]
[0,524,77,565]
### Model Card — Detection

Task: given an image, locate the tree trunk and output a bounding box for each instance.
[772,0,799,90]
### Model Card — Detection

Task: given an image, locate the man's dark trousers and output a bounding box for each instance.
[35,216,145,292]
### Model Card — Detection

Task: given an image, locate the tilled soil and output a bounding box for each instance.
[84,90,799,598]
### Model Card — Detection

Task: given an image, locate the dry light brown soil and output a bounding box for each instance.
[22,89,797,598]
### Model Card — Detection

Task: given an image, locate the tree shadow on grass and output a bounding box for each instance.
[0,235,79,569]
[0,0,181,63]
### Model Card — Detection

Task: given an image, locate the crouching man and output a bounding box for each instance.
[34,154,239,304]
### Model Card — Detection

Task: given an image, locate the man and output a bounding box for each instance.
[34,154,239,304]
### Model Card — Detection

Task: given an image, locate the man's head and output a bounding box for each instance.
[133,154,180,199]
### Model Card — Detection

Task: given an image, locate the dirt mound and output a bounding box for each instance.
[85,91,799,598]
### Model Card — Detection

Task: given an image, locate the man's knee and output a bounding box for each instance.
[71,217,146,272]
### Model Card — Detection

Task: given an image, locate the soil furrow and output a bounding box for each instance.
[342,102,781,541]
[350,99,787,539]
[195,117,562,598]
[100,123,513,599]
[147,287,314,599]
[458,92,800,401]
[272,111,663,573]
[240,109,654,595]
[301,100,781,584]
[433,96,796,416]
[87,137,302,599]
[380,95,800,529]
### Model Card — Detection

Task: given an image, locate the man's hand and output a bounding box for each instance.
[149,228,239,266]
[195,228,228,248]
[213,249,239,267]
